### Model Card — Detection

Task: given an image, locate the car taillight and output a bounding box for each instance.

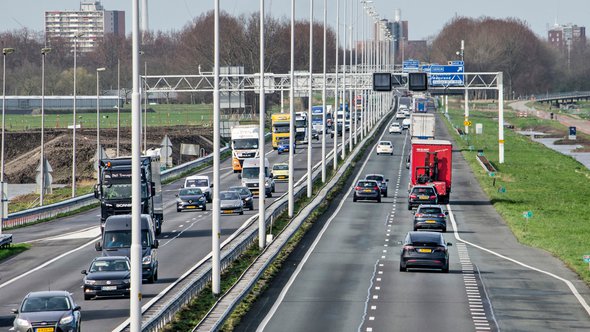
[415,213,423,218]
[403,245,414,251]
[410,194,417,199]
[434,247,447,253]
[355,186,361,191]
[429,195,436,200]
[438,213,446,218]
[374,186,380,191]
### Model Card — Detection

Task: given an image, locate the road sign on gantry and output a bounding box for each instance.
[429,64,464,87]
[402,59,420,73]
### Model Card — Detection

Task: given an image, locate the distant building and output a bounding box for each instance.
[45,1,125,53]
[548,23,586,52]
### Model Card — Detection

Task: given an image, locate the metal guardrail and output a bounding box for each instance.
[3,146,230,229]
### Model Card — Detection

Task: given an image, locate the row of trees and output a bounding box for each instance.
[0,12,588,99]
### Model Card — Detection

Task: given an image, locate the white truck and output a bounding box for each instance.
[410,113,435,139]
[231,125,260,173]
[240,157,275,197]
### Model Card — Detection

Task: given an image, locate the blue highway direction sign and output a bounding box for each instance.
[430,64,464,86]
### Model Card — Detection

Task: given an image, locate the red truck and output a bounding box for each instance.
[408,139,453,206]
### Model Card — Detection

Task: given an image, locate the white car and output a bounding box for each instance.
[376,140,394,155]
[402,118,411,129]
[403,110,411,117]
[388,122,402,134]
[395,112,406,119]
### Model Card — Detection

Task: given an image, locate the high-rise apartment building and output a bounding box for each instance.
[548,23,586,53]
[45,1,125,53]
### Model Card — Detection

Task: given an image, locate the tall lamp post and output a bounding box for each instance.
[40,47,51,206]
[72,32,83,198]
[0,47,14,233]
[96,67,106,181]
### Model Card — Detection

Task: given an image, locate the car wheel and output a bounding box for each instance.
[442,227,447,233]
[267,192,272,198]
[207,196,212,203]
[272,185,276,193]
[202,205,207,211]
[442,264,449,273]
[413,227,418,231]
[239,210,244,215]
[407,203,412,210]
[353,195,357,202]
[249,205,254,211]
[377,152,380,155]
[377,197,381,203]
[147,272,155,284]
[84,294,93,301]
[177,208,181,213]
[156,224,162,236]
[383,190,388,197]
[399,264,406,272]
[278,151,281,155]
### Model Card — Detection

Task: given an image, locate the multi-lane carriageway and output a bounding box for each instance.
[0,129,346,331]
[236,115,590,332]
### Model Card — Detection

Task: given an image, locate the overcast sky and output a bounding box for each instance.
[0,0,588,41]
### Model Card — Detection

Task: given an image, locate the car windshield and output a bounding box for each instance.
[365,175,384,182]
[408,232,443,246]
[273,124,290,133]
[220,191,240,200]
[279,139,290,145]
[103,230,152,249]
[419,207,443,214]
[186,179,208,187]
[379,142,391,146]
[412,187,435,195]
[357,181,377,188]
[102,183,148,199]
[21,296,71,312]
[90,259,130,272]
[273,164,288,171]
[391,123,400,127]
[230,187,250,195]
[233,138,259,150]
[180,188,202,196]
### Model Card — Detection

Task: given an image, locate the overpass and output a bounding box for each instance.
[534,91,590,105]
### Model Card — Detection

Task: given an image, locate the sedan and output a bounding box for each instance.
[402,118,411,129]
[272,162,289,181]
[395,112,406,119]
[82,256,131,300]
[176,187,207,212]
[408,185,438,210]
[376,141,394,155]
[219,190,244,215]
[388,122,402,134]
[399,231,451,273]
[12,291,82,332]
[228,186,255,210]
[353,180,381,203]
[413,204,448,232]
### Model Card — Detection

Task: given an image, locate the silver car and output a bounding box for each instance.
[219,190,244,215]
[12,291,82,332]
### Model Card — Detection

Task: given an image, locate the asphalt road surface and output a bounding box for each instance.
[0,134,343,331]
[240,113,590,332]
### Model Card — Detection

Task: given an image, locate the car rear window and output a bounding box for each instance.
[412,187,435,195]
[357,181,377,188]
[365,175,384,182]
[418,207,442,214]
[408,232,443,245]
[379,141,391,146]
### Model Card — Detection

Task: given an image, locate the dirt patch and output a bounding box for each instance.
[3,126,214,184]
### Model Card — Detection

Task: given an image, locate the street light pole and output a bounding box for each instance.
[40,47,51,206]
[333,0,339,171]
[1,47,14,231]
[321,0,327,183]
[258,0,266,249]
[96,67,106,181]
[212,0,221,295]
[341,0,347,160]
[72,33,82,198]
[306,0,314,198]
[117,58,121,157]
[288,0,295,218]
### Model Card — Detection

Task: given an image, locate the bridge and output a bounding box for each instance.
[534,91,590,105]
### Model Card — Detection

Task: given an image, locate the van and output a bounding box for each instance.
[183,175,213,203]
[95,214,159,283]
[240,158,275,197]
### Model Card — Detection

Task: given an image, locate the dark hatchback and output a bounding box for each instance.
[413,204,448,232]
[176,187,207,212]
[399,231,451,273]
[408,185,438,210]
[229,186,255,210]
[12,290,81,332]
[82,256,131,300]
[353,180,381,203]
[365,174,389,197]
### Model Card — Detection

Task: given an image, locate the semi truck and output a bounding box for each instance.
[231,124,260,173]
[408,139,453,204]
[94,155,164,235]
[295,111,308,144]
[311,105,333,133]
[271,113,290,149]
[410,113,436,139]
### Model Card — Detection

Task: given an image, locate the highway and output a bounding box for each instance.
[239,114,590,331]
[0,135,341,331]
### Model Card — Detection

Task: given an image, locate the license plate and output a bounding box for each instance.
[278,176,286,179]
[418,248,432,253]
[363,189,372,192]
[419,195,429,200]
[222,210,233,214]
[102,286,117,291]
[426,220,436,223]
[36,328,54,332]
[187,206,196,209]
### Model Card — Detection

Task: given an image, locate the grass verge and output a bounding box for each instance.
[0,243,31,262]
[443,101,590,284]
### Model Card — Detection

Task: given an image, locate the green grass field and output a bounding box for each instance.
[444,102,590,284]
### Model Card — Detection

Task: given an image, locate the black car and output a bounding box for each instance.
[408,185,438,210]
[311,129,320,140]
[365,174,389,197]
[12,291,81,332]
[413,204,448,232]
[82,256,131,300]
[399,231,452,273]
[353,180,381,203]
[176,187,207,212]
[228,186,255,211]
